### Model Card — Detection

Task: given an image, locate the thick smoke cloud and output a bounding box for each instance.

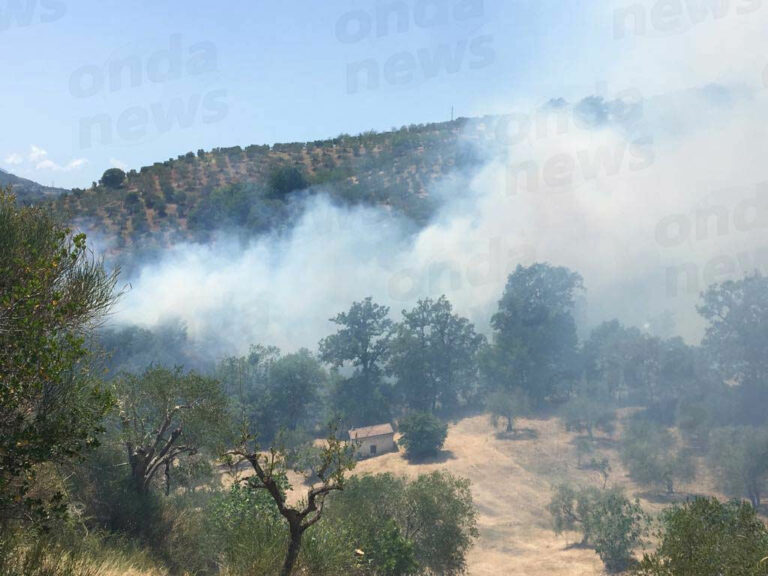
[112,4,768,355]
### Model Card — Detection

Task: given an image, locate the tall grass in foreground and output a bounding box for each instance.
[0,530,167,576]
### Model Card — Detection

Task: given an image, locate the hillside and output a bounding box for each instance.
[53,118,497,253]
[0,168,68,204]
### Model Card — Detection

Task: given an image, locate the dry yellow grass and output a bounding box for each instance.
[284,412,723,576]
[221,410,732,575]
[1,546,169,576]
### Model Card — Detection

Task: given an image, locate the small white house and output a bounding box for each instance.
[349,423,396,459]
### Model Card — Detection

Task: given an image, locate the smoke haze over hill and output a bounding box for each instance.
[112,90,768,354]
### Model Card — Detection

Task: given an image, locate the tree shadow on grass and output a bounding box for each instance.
[495,428,539,441]
[637,490,707,504]
[405,449,456,464]
[564,540,592,551]
[570,435,618,450]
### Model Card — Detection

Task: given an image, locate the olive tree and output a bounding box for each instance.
[327,471,478,576]
[708,426,768,509]
[634,498,768,576]
[227,425,356,576]
[486,387,530,434]
[620,418,695,495]
[115,366,227,495]
[549,485,648,572]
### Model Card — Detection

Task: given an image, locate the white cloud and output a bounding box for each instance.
[110,158,128,170]
[28,146,88,173]
[34,157,88,172]
[4,153,23,166]
[28,145,47,163]
[4,145,89,173]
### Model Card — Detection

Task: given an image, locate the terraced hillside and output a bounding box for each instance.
[54,118,498,253]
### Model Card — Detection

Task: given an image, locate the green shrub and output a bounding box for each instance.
[398,412,448,460]
[205,484,286,575]
[327,471,477,576]
[634,498,768,576]
[621,417,694,494]
[549,485,648,573]
[100,168,126,188]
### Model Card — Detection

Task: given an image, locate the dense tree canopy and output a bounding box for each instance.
[634,498,768,576]
[698,274,768,424]
[320,297,394,426]
[0,189,119,521]
[389,296,484,414]
[484,263,583,404]
[398,412,448,461]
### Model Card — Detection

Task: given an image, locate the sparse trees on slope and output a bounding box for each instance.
[620,418,694,495]
[115,366,227,495]
[562,392,616,440]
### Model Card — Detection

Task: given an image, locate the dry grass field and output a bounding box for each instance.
[220,409,734,575]
[283,412,724,576]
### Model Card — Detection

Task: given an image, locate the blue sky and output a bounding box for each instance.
[0,0,608,188]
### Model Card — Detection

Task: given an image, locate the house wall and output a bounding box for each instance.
[354,433,396,458]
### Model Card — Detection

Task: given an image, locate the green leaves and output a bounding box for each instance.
[390,296,484,414]
[486,263,583,404]
[620,417,695,495]
[635,498,768,576]
[397,412,448,460]
[550,485,648,573]
[0,188,119,522]
[708,426,768,508]
[320,297,394,426]
[327,471,477,576]
[698,273,768,424]
[114,366,228,494]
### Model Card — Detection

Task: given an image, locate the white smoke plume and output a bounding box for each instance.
[113,4,768,355]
